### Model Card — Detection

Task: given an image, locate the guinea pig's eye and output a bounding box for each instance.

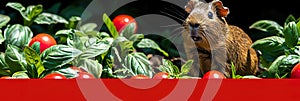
[208,11,213,19]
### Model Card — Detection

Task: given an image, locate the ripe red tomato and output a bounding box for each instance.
[112,14,137,33]
[76,72,95,79]
[43,73,67,79]
[202,70,226,79]
[0,76,15,79]
[153,72,169,79]
[291,63,300,78]
[130,74,150,79]
[29,33,57,53]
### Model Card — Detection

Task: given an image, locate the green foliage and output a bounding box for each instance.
[250,15,300,78]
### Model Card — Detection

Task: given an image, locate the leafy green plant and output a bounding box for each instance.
[0,2,196,79]
[250,15,300,78]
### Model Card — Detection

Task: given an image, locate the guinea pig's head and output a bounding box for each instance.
[183,0,229,50]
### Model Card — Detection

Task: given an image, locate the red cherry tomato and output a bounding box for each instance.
[76,72,95,79]
[112,14,137,33]
[0,76,15,79]
[130,74,150,79]
[43,73,67,79]
[291,63,300,78]
[153,72,169,79]
[29,33,57,53]
[202,70,226,79]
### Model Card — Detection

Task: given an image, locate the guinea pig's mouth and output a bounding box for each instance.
[191,35,202,41]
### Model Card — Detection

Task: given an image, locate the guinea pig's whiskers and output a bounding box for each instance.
[162,7,187,20]
[160,11,185,22]
[160,24,181,28]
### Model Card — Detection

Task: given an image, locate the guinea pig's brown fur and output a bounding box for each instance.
[183,0,258,77]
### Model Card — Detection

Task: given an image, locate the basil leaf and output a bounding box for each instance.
[297,21,300,36]
[180,60,193,75]
[0,52,8,70]
[4,24,33,48]
[249,20,283,36]
[120,23,136,39]
[98,32,110,39]
[5,45,27,74]
[24,46,45,77]
[129,34,144,43]
[251,36,286,62]
[0,14,10,28]
[158,59,180,75]
[55,67,78,78]
[34,13,68,25]
[24,4,43,21]
[0,53,9,76]
[283,21,299,48]
[6,2,25,15]
[66,16,81,29]
[0,30,4,45]
[80,23,97,33]
[30,42,40,54]
[41,45,82,69]
[79,38,113,59]
[77,59,103,78]
[285,15,296,27]
[11,71,29,79]
[103,13,118,39]
[124,52,153,77]
[137,38,169,57]
[268,55,300,77]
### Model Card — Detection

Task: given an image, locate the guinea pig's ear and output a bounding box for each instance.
[185,0,199,13]
[212,0,230,17]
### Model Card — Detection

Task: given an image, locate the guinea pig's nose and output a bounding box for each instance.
[189,24,201,41]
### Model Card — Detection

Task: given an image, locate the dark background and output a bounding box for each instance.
[0,0,299,41]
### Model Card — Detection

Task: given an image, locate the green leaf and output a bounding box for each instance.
[66,16,81,29]
[6,2,25,14]
[24,46,45,77]
[79,38,113,59]
[0,14,10,28]
[297,21,300,36]
[11,71,29,79]
[159,59,180,75]
[41,45,82,69]
[23,4,43,21]
[54,67,78,78]
[0,30,4,45]
[249,20,283,36]
[283,21,299,48]
[4,24,33,48]
[120,23,136,39]
[101,66,116,78]
[124,52,153,77]
[137,38,169,57]
[34,13,68,25]
[103,13,118,39]
[285,15,296,27]
[180,60,193,75]
[251,36,286,62]
[0,53,9,76]
[5,45,27,74]
[268,55,300,77]
[80,23,97,33]
[77,59,103,78]
[30,42,40,54]
[129,34,144,43]
[98,32,110,39]
[0,53,9,70]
